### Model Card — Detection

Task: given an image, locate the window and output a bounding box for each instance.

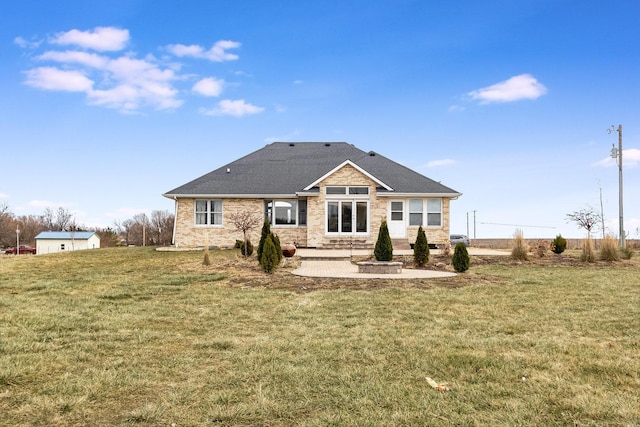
[60,243,65,251]
[264,199,306,226]
[409,199,423,226]
[326,186,369,196]
[427,199,442,226]
[390,201,403,221]
[195,200,222,225]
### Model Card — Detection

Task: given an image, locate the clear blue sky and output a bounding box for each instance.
[1,0,639,239]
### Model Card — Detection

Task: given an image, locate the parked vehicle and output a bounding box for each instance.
[4,245,37,255]
[450,234,470,247]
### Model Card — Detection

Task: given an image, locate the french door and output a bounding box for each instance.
[327,200,368,235]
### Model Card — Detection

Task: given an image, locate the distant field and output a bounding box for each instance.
[1,247,638,426]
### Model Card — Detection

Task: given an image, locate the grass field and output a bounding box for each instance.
[1,247,638,426]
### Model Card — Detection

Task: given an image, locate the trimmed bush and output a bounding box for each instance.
[257,219,271,261]
[374,219,394,261]
[413,226,429,267]
[599,235,620,261]
[511,229,529,261]
[259,234,279,273]
[551,234,567,254]
[272,233,283,263]
[452,243,470,272]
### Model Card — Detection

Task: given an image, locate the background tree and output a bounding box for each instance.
[374,219,393,261]
[229,209,262,257]
[566,206,601,239]
[149,210,174,246]
[0,202,16,247]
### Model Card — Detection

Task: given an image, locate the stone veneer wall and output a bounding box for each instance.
[174,198,307,248]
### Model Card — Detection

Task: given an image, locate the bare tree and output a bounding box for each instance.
[229,209,262,257]
[566,206,602,238]
[42,207,75,231]
[0,202,15,247]
[149,210,174,246]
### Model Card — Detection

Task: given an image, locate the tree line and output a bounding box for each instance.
[0,203,174,248]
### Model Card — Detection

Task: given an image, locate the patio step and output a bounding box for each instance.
[391,239,412,250]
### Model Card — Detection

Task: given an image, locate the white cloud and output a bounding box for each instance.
[426,158,456,167]
[14,36,42,49]
[38,50,108,68]
[20,28,257,114]
[0,193,8,199]
[202,99,264,116]
[167,40,240,62]
[193,77,224,97]
[594,148,640,168]
[27,200,73,209]
[468,74,547,104]
[448,104,465,113]
[50,27,129,51]
[24,67,93,92]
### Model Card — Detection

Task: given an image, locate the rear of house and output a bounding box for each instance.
[164,142,461,249]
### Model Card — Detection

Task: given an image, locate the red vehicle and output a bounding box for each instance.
[4,245,37,255]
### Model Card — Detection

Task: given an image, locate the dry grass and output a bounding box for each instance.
[1,247,639,426]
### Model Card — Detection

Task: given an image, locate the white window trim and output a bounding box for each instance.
[266,199,301,227]
[426,198,443,227]
[194,199,223,227]
[325,199,370,236]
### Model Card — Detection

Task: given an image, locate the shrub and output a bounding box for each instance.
[534,240,548,258]
[374,219,393,261]
[551,235,567,254]
[235,239,253,257]
[413,226,429,267]
[599,235,620,261]
[272,233,283,263]
[452,243,470,272]
[581,237,596,263]
[259,234,279,273]
[621,246,634,260]
[511,229,529,261]
[257,219,271,261]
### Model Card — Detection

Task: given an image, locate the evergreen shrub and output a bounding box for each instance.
[374,220,393,261]
[413,226,429,267]
[260,234,279,273]
[551,235,567,254]
[452,243,470,272]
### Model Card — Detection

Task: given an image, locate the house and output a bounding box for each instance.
[35,231,101,254]
[163,142,461,249]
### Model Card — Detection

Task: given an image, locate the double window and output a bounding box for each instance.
[407,198,442,227]
[195,200,223,225]
[264,199,307,226]
[325,186,370,235]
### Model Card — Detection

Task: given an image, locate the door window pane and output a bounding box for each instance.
[327,202,339,232]
[356,201,367,233]
[341,202,352,233]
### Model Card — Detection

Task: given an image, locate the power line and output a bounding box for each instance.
[480,222,556,229]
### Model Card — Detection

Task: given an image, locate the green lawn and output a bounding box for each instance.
[1,247,638,426]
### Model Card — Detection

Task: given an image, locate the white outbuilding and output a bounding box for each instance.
[35,231,101,255]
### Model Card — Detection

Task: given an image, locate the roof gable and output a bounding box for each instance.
[303,160,393,191]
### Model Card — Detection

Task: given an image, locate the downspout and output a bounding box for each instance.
[172,197,178,247]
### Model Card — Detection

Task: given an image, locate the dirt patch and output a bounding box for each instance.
[178,250,637,293]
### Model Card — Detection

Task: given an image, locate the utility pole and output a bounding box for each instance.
[608,125,625,248]
[473,210,477,240]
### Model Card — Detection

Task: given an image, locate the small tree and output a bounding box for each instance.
[257,219,271,261]
[272,233,283,263]
[566,207,601,239]
[413,226,429,267]
[452,243,470,272]
[230,209,262,258]
[374,219,393,261]
[551,234,567,254]
[260,233,279,273]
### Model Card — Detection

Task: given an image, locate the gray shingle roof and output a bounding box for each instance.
[35,231,99,240]
[163,142,460,197]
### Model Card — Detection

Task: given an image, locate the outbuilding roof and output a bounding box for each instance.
[35,231,99,240]
[163,142,460,197]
